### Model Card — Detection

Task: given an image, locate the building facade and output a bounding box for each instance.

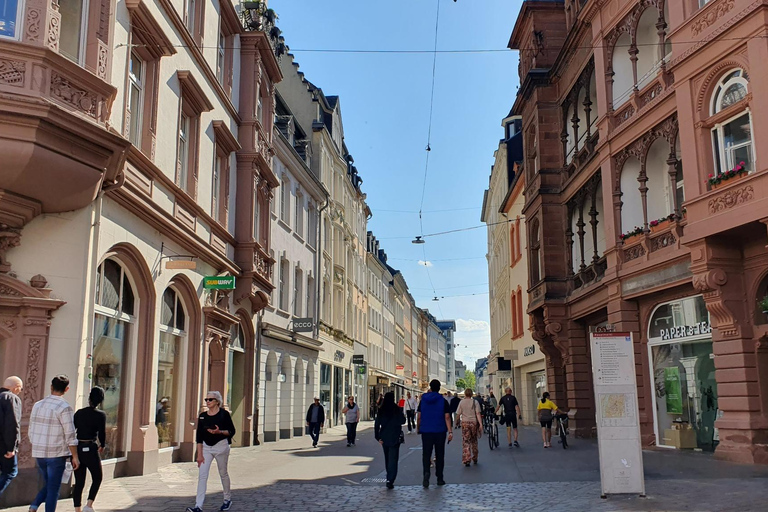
[436,320,457,389]
[511,0,768,463]
[1,0,282,503]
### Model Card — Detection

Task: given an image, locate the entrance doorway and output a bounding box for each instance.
[527,370,547,423]
[227,325,246,447]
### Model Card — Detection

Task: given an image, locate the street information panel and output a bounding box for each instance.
[590,331,645,498]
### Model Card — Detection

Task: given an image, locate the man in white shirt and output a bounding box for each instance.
[404,392,418,433]
[28,375,79,512]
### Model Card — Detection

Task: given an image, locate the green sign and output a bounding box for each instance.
[664,367,683,415]
[358,365,367,375]
[203,276,235,290]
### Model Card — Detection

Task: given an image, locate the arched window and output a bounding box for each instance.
[157,287,186,448]
[93,259,135,459]
[710,69,753,175]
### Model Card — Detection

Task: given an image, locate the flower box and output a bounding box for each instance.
[708,163,748,190]
[650,218,672,233]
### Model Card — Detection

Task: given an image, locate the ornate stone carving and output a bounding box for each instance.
[0,59,26,87]
[50,72,99,119]
[0,285,22,296]
[614,113,678,180]
[691,0,735,36]
[1,319,17,331]
[641,83,663,106]
[0,225,22,273]
[623,243,646,261]
[46,11,61,52]
[29,274,47,288]
[24,318,51,326]
[23,338,42,413]
[96,40,109,80]
[650,231,676,252]
[692,268,727,293]
[254,252,272,280]
[615,105,635,126]
[25,8,42,42]
[708,185,754,214]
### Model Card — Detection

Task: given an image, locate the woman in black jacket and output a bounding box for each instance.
[73,387,107,512]
[374,392,406,489]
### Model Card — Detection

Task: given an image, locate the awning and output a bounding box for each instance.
[370,368,404,382]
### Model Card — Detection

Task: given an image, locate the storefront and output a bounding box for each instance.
[648,295,718,451]
[318,338,356,427]
[511,344,548,426]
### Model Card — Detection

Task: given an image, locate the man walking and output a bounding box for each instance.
[496,387,522,447]
[305,397,325,448]
[0,376,23,497]
[449,392,461,427]
[417,379,452,488]
[404,392,417,434]
[29,375,79,512]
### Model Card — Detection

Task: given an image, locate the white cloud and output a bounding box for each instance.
[455,319,490,332]
[418,260,433,267]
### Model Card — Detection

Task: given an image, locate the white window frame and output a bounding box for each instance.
[128,51,145,147]
[253,187,260,241]
[185,0,195,35]
[280,178,290,224]
[295,190,304,238]
[711,109,754,175]
[0,0,25,40]
[217,29,226,85]
[178,112,190,188]
[58,0,90,64]
[293,267,302,317]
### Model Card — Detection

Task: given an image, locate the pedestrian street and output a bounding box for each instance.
[5,423,766,512]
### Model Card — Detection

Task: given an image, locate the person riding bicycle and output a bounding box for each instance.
[496,387,522,447]
[537,392,563,448]
[487,391,498,411]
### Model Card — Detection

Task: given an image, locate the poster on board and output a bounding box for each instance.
[590,331,645,498]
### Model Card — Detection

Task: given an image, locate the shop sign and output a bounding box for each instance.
[334,350,345,362]
[352,354,365,364]
[660,322,711,341]
[523,344,536,357]
[203,276,235,289]
[293,317,314,333]
[358,365,367,375]
[664,367,683,414]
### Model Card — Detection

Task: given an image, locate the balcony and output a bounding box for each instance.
[619,216,684,265]
[235,244,274,310]
[0,40,128,216]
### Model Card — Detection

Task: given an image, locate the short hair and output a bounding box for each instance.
[464,388,473,397]
[506,387,512,393]
[429,379,441,392]
[51,375,69,393]
[207,391,223,405]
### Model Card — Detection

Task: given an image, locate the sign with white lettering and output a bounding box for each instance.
[659,322,711,341]
[352,354,365,365]
[523,344,536,357]
[292,317,314,333]
[590,332,645,498]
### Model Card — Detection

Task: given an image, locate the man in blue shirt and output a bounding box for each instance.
[417,379,452,488]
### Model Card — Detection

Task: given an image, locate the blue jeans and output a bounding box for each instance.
[0,454,18,496]
[31,456,67,511]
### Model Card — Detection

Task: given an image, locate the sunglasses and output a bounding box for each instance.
[204,398,217,402]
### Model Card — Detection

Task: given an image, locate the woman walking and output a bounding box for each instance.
[73,387,106,512]
[374,392,405,489]
[455,388,483,466]
[186,391,236,512]
[538,392,562,448]
[342,396,360,447]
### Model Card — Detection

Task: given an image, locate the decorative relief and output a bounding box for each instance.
[50,72,100,119]
[0,59,26,87]
[615,106,635,126]
[0,285,22,296]
[691,0,735,36]
[692,268,727,293]
[641,83,663,106]
[623,243,646,262]
[25,8,42,42]
[24,318,51,326]
[0,225,22,273]
[23,338,42,413]
[650,232,676,252]
[708,185,754,214]
[96,40,109,80]
[254,253,272,280]
[1,319,17,331]
[46,11,61,52]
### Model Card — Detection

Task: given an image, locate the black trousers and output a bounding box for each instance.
[72,444,103,507]
[346,422,358,444]
[421,432,446,481]
[382,444,400,483]
[309,422,321,444]
[406,410,416,432]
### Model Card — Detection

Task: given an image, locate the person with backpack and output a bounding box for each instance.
[374,392,406,489]
[537,392,562,448]
[454,388,483,466]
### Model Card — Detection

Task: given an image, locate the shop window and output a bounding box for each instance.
[710,69,753,175]
[157,287,186,448]
[93,259,136,459]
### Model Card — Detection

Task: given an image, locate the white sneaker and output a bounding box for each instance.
[83,507,95,512]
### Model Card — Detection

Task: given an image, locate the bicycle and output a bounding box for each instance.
[555,412,569,449]
[482,409,499,450]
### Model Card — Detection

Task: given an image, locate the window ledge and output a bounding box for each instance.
[293,232,306,244]
[277,218,291,232]
[276,308,291,319]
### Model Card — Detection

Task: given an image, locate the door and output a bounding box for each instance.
[227,349,245,447]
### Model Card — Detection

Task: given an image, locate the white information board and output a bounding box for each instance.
[590,332,645,497]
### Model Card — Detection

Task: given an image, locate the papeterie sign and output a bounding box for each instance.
[203,276,235,289]
[660,322,711,341]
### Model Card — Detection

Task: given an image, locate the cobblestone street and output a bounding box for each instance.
[6,423,766,512]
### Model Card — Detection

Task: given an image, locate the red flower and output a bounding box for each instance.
[740,161,745,166]
[708,174,713,178]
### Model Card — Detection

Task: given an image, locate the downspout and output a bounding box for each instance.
[314,192,330,340]
[253,307,264,445]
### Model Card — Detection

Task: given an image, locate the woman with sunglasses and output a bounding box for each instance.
[186,391,236,512]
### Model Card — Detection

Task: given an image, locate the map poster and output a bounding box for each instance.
[664,367,683,415]
[590,331,645,497]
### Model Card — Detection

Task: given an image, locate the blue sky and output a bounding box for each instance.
[270,0,523,368]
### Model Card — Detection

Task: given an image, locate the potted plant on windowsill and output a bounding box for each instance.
[708,162,748,190]
[649,213,677,234]
[619,226,644,243]
[759,296,768,315]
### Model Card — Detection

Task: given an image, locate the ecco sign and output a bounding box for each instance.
[292,317,314,333]
[523,344,536,357]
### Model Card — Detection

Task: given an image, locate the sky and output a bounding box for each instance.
[270,0,523,368]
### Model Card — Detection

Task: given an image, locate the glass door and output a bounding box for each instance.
[333,366,344,426]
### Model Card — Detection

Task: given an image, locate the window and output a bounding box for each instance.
[212,121,238,226]
[93,259,135,459]
[516,288,524,336]
[279,258,289,311]
[294,267,303,316]
[0,0,23,39]
[511,293,517,338]
[307,276,315,318]
[176,71,213,197]
[127,53,145,146]
[217,31,226,85]
[710,70,753,175]
[178,113,190,189]
[295,191,304,237]
[253,187,260,241]
[157,287,185,448]
[280,178,290,223]
[59,0,87,63]
[530,220,541,283]
[308,203,318,247]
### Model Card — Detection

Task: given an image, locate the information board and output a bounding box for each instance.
[590,331,645,497]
